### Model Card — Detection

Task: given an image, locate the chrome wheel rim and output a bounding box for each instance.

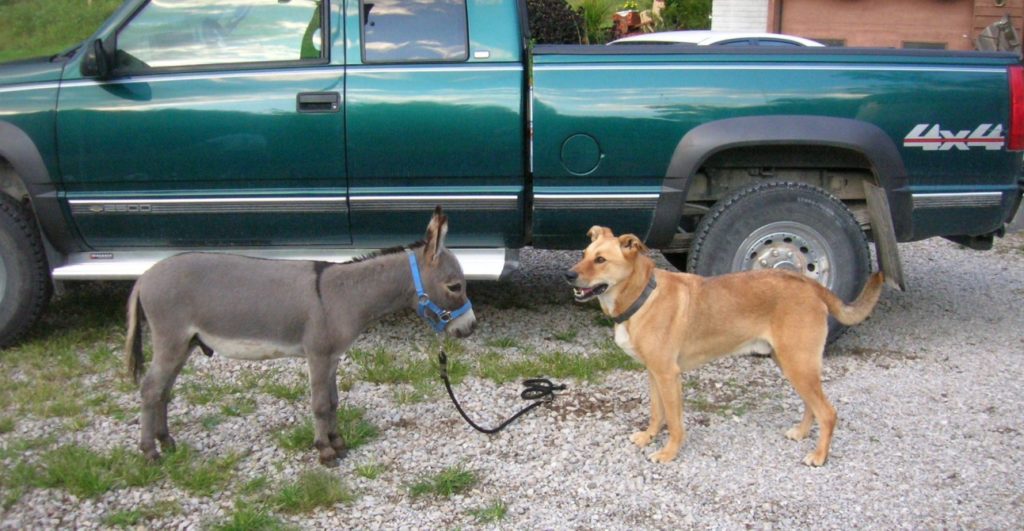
[732,221,834,289]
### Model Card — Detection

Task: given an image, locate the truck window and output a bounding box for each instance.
[116,0,324,70]
[360,0,468,63]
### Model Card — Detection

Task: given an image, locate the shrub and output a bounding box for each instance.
[526,0,585,44]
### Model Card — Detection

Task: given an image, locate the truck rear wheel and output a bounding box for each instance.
[687,181,871,343]
[0,195,52,348]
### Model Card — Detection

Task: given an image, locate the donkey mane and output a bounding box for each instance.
[348,240,426,265]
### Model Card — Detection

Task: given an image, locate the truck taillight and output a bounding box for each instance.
[1009,65,1024,151]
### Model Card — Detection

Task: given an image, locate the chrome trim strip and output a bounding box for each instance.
[52,248,510,281]
[534,65,1006,74]
[52,64,522,92]
[534,193,660,209]
[68,197,348,215]
[349,195,519,211]
[912,192,1003,209]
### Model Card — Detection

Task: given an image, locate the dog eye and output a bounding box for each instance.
[595,256,606,264]
[447,282,462,293]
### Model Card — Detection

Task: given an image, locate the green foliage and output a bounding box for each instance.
[102,500,182,528]
[659,0,711,30]
[161,445,242,496]
[355,461,386,480]
[576,0,618,44]
[469,499,509,523]
[211,501,290,531]
[275,406,378,452]
[272,469,354,514]
[408,465,478,498]
[526,0,585,44]
[0,0,123,63]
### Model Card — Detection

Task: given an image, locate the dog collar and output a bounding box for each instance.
[406,249,473,333]
[611,275,657,324]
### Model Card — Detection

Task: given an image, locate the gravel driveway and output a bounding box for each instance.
[3,234,1023,529]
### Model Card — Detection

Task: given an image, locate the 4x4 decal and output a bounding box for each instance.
[904,124,1005,151]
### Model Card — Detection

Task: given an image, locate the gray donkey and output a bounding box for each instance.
[125,207,475,465]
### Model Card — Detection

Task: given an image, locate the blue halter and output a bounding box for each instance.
[406,249,473,333]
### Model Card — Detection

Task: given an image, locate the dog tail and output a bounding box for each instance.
[126,281,146,385]
[821,272,885,326]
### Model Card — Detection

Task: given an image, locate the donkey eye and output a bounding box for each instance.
[447,282,463,293]
[595,256,606,264]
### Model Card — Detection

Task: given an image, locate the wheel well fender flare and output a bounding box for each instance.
[646,115,912,247]
[0,120,78,253]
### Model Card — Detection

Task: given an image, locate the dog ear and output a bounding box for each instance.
[424,206,449,262]
[587,226,613,242]
[618,234,648,255]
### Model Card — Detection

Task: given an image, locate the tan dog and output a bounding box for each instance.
[565,226,884,466]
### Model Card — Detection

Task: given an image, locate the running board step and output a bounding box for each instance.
[52,248,518,281]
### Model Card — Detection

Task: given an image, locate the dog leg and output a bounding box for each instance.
[785,402,815,441]
[647,363,685,463]
[775,347,836,466]
[630,370,665,448]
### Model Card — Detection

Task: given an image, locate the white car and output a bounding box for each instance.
[609,30,825,47]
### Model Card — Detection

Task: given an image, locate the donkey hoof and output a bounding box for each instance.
[317,446,339,467]
[330,438,348,458]
[158,435,177,453]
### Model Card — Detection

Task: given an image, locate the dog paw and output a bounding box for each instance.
[802,452,827,467]
[785,426,809,441]
[648,448,677,463]
[630,431,653,447]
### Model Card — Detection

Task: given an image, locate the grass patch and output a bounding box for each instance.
[551,328,579,342]
[180,379,246,406]
[220,396,257,417]
[0,417,14,434]
[469,499,508,523]
[162,445,242,496]
[484,336,520,349]
[350,347,468,404]
[275,407,378,452]
[262,381,306,402]
[474,344,641,384]
[103,499,182,527]
[211,501,290,531]
[408,465,477,498]
[272,469,354,514]
[0,0,124,63]
[354,461,386,480]
[30,444,161,498]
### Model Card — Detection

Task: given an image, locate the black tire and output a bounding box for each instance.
[662,252,688,272]
[687,181,871,343]
[0,195,52,348]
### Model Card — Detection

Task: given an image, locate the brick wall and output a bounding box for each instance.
[770,0,976,50]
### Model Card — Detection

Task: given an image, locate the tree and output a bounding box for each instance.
[660,0,711,30]
[526,0,586,44]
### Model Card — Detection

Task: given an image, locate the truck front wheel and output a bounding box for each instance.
[687,181,871,343]
[0,195,52,348]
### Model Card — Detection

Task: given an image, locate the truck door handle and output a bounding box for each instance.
[297,91,340,113]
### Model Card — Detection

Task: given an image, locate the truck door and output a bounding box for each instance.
[57,0,349,248]
[343,0,525,247]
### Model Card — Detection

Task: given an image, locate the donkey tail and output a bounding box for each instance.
[126,281,145,384]
[819,272,885,326]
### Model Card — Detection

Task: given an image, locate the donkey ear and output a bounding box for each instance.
[587,226,613,242]
[618,234,647,256]
[424,206,448,262]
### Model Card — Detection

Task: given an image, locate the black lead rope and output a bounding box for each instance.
[438,350,567,434]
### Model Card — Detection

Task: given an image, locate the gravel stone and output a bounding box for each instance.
[1,234,1023,529]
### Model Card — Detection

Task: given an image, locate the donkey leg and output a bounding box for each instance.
[307,354,340,466]
[325,356,348,458]
[140,331,190,461]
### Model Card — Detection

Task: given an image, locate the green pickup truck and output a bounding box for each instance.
[1,0,1022,346]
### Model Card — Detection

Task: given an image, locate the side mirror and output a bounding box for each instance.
[80,39,113,79]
